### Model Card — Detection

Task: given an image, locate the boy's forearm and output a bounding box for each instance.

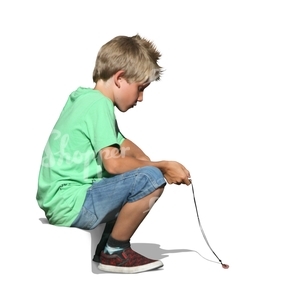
[104,154,166,175]
[101,147,190,184]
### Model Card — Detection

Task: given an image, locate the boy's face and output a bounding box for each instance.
[114,79,150,112]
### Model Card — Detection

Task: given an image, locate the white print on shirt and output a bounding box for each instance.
[41,129,98,179]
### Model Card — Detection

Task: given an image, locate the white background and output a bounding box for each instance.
[1,0,299,299]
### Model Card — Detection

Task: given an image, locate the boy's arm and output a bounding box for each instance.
[120,138,150,161]
[100,145,191,185]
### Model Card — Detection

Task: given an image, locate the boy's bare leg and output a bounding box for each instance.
[98,186,166,273]
[93,186,164,262]
[111,186,164,241]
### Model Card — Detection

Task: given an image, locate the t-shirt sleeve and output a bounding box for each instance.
[116,120,126,145]
[84,98,121,154]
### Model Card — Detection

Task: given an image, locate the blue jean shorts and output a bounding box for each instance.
[71,166,166,230]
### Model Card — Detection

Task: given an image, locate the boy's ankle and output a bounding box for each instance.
[104,235,130,254]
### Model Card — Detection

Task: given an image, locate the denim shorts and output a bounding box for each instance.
[71,166,166,230]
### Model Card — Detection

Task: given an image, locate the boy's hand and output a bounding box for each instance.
[161,161,191,185]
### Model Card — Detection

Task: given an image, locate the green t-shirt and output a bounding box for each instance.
[36,87,125,226]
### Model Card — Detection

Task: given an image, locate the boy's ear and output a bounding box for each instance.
[113,70,125,88]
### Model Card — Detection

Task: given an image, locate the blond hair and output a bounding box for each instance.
[92,34,163,84]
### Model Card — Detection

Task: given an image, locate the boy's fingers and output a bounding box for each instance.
[183,177,191,185]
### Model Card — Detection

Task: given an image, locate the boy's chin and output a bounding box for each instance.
[117,107,129,113]
[115,104,127,112]
[118,105,134,113]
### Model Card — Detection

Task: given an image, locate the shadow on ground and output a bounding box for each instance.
[39,218,193,274]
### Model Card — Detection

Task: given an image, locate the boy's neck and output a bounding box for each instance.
[94,79,115,103]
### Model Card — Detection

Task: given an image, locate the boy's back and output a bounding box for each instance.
[37,87,124,226]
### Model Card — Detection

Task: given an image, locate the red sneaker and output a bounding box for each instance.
[98,247,163,274]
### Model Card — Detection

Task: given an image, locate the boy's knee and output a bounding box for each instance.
[139,166,165,187]
[127,166,165,204]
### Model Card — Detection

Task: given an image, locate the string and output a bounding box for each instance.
[190,180,224,266]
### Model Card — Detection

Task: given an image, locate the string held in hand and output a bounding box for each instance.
[189,178,229,269]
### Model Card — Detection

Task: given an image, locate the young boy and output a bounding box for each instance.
[36,34,191,274]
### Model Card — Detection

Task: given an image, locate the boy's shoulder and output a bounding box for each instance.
[56,87,115,127]
[70,86,100,100]
[68,87,112,107]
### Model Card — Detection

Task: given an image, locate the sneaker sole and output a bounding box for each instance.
[98,260,163,274]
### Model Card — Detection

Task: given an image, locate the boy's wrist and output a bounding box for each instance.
[151,160,168,172]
